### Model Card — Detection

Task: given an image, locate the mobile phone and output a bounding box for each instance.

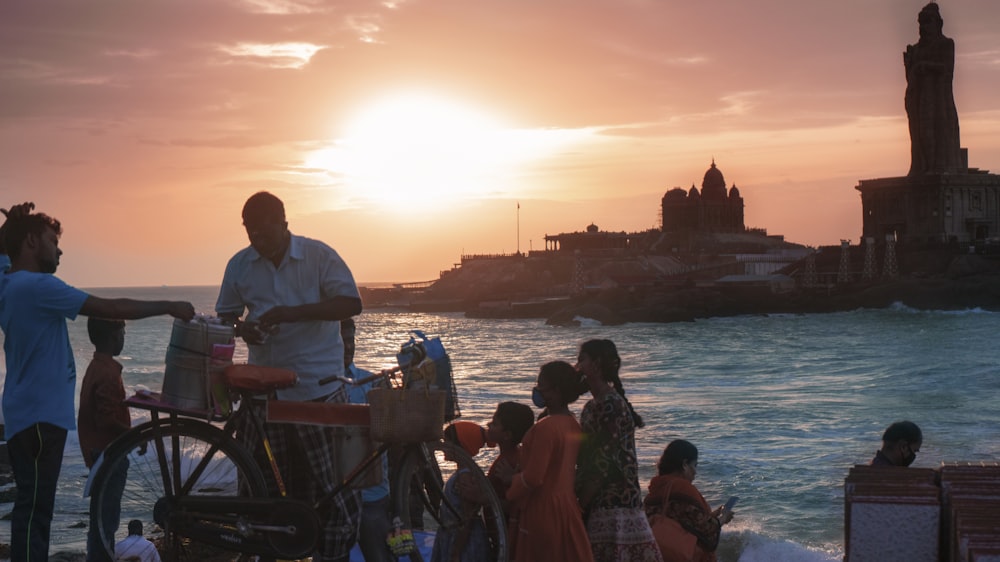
[724,496,739,511]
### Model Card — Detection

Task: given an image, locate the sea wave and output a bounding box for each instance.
[724,529,840,562]
[886,300,996,315]
[4,288,1000,557]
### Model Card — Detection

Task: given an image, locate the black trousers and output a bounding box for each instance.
[8,422,67,562]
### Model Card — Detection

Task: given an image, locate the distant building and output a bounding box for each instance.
[543,223,634,252]
[661,160,745,234]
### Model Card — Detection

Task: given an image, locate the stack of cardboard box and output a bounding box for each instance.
[940,462,1000,562]
[844,465,941,561]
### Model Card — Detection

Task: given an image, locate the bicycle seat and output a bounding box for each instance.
[224,364,298,393]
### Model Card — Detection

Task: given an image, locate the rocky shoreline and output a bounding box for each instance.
[391,250,1000,325]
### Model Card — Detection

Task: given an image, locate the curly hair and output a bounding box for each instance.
[2,212,62,261]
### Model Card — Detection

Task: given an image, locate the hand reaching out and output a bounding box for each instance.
[1,202,37,254]
[1,202,35,220]
[169,302,196,322]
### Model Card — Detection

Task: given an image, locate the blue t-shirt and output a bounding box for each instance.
[347,364,390,503]
[0,271,88,438]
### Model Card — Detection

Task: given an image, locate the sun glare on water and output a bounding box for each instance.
[305,91,588,212]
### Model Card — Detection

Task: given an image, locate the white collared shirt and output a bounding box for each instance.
[115,534,161,562]
[216,233,360,401]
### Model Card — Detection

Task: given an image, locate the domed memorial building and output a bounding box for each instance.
[661,160,745,234]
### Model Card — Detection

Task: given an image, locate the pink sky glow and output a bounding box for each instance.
[2,0,1000,288]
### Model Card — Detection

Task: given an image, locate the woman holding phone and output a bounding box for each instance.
[642,439,736,562]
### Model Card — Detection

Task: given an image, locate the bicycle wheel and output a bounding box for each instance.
[392,440,509,562]
[89,417,268,561]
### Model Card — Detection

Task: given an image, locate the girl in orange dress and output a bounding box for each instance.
[507,361,594,562]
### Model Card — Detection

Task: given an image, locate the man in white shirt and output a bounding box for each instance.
[216,191,364,561]
[114,520,161,562]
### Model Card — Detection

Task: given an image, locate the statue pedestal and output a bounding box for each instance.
[856,170,1000,247]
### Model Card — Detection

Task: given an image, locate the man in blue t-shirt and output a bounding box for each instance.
[0,206,195,561]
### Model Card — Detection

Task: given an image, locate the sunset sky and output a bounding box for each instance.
[3,0,1000,289]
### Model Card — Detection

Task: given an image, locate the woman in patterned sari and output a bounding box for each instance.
[575,339,662,562]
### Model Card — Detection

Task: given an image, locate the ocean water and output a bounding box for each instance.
[2,285,999,561]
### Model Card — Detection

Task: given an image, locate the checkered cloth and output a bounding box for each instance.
[239,394,362,562]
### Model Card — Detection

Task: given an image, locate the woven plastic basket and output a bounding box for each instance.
[368,387,446,443]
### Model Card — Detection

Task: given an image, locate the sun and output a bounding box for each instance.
[304,90,586,213]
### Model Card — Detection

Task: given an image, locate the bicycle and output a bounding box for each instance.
[87,359,509,561]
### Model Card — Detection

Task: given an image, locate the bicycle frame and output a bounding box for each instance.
[110,369,418,559]
[94,364,500,561]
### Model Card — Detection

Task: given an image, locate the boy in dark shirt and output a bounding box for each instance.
[79,317,130,562]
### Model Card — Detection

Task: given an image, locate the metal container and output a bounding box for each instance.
[161,317,235,410]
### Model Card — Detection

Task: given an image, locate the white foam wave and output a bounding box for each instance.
[886,301,996,315]
[573,315,603,327]
[887,301,920,312]
[723,529,840,562]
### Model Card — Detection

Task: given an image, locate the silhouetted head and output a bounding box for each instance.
[918,3,943,38]
[241,191,289,261]
[127,519,143,536]
[88,317,126,356]
[488,401,535,445]
[537,360,584,410]
[577,339,644,428]
[577,339,621,383]
[2,212,62,272]
[881,420,923,467]
[242,191,285,225]
[658,439,699,482]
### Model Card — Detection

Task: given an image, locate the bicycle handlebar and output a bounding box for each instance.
[318,365,402,387]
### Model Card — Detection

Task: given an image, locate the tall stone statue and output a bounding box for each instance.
[904,2,963,176]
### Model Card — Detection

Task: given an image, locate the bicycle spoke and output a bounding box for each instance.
[90,418,267,560]
[392,440,509,562]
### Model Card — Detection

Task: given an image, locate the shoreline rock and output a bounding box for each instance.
[406,250,1000,324]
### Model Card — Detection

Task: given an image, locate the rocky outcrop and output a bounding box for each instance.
[482,255,1000,323]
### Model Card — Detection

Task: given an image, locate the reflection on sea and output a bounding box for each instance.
[4,286,998,561]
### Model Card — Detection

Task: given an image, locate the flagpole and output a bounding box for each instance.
[516,201,521,255]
